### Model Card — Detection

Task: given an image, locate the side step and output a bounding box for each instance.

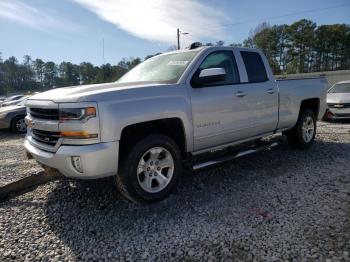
[192,141,279,171]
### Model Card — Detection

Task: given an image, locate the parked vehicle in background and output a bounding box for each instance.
[0,95,26,107]
[1,96,29,108]
[0,98,28,133]
[24,46,327,203]
[0,96,6,103]
[326,80,350,120]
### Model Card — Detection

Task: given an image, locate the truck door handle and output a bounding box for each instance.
[235,91,246,98]
[267,89,275,94]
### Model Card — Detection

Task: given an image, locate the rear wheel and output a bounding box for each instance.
[284,109,316,149]
[116,135,182,203]
[11,116,27,134]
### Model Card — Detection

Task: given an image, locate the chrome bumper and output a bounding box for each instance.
[25,139,119,179]
[328,108,350,119]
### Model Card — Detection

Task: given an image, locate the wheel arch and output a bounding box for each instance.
[119,118,188,161]
[299,98,320,118]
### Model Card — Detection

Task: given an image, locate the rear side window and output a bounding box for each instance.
[241,51,268,83]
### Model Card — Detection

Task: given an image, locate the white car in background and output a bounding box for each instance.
[0,95,26,107]
[326,81,350,120]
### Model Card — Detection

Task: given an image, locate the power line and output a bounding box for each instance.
[206,3,350,31]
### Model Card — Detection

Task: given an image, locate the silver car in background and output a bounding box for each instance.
[326,81,350,120]
[0,95,26,107]
[0,98,28,133]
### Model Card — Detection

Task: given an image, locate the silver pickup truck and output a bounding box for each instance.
[25,46,327,203]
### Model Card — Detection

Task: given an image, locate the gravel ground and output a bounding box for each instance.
[0,121,349,261]
[0,130,43,187]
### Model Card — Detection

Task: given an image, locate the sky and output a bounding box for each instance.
[0,0,349,65]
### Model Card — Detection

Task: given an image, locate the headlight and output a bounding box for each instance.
[59,107,96,123]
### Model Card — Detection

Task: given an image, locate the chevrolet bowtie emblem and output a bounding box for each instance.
[333,104,344,108]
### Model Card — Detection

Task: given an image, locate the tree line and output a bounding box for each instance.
[0,54,144,95]
[241,19,350,74]
[0,19,349,95]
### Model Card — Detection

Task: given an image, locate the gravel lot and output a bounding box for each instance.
[0,131,43,187]
[0,121,349,261]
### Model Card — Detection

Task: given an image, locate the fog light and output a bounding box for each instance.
[71,156,83,173]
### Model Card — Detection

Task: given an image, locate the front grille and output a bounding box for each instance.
[32,129,60,145]
[29,108,59,120]
[327,103,350,109]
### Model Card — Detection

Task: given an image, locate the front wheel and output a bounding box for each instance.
[11,116,27,134]
[116,135,182,203]
[283,109,316,149]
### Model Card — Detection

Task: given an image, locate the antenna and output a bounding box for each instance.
[102,38,105,64]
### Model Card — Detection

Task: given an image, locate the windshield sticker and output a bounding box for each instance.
[168,61,189,66]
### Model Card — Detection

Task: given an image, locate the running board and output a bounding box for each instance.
[192,142,279,171]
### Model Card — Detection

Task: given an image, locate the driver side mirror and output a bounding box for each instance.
[191,68,226,87]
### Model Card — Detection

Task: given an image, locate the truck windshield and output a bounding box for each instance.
[328,83,350,93]
[117,51,198,84]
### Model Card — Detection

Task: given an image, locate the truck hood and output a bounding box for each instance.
[327,93,350,104]
[27,81,168,103]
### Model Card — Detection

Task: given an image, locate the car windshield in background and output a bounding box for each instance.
[328,83,350,93]
[117,51,199,84]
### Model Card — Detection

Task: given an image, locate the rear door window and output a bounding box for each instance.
[241,51,268,83]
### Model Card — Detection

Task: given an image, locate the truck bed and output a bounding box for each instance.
[276,77,328,130]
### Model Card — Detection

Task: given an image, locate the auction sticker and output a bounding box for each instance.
[168,61,189,66]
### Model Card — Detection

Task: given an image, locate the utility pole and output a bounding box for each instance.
[177,28,189,50]
[177,28,180,50]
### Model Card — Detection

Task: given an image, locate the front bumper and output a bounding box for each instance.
[328,108,350,120]
[25,139,119,179]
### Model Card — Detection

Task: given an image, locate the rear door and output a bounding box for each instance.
[238,50,279,135]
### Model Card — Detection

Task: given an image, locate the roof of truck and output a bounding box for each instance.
[167,45,258,54]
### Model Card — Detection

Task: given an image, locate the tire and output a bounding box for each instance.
[11,116,27,134]
[283,109,316,149]
[116,134,182,203]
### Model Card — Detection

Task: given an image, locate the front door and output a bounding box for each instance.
[189,50,253,151]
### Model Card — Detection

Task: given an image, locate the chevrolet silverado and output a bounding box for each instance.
[24,46,327,203]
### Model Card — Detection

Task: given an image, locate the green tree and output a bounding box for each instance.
[58,62,80,87]
[33,58,45,90]
[43,62,58,89]
[242,23,280,73]
[79,62,97,84]
[286,19,316,73]
[95,63,115,83]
